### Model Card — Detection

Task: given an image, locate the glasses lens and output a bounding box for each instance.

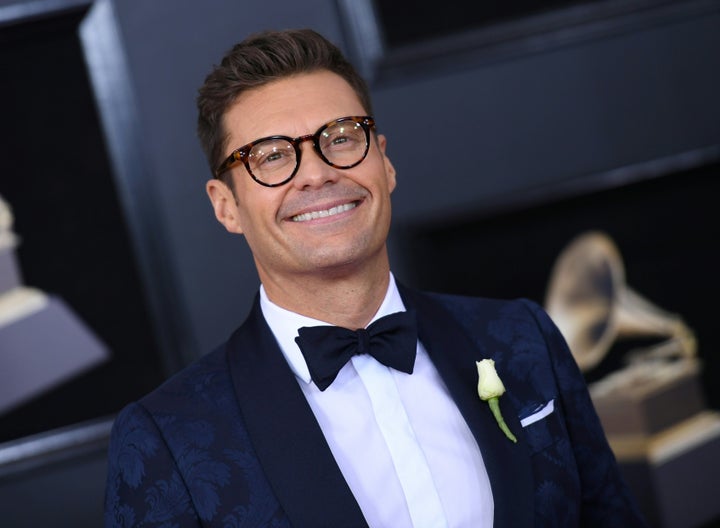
[248,139,297,185]
[319,120,369,168]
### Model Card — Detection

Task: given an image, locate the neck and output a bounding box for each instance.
[259,260,391,330]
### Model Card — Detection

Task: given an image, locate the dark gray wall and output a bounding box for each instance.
[377,13,720,221]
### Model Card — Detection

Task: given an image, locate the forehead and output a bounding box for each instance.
[223,71,367,148]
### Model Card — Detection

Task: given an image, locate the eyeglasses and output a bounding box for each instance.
[215,116,375,187]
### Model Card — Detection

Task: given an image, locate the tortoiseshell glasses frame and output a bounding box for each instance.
[214,116,376,187]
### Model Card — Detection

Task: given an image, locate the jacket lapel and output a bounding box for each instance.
[227,297,368,527]
[399,285,535,528]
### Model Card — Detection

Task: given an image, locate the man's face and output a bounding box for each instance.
[206,70,397,287]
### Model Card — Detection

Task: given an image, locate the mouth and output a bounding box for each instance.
[290,201,359,222]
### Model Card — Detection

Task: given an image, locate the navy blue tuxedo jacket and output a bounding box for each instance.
[104,286,647,527]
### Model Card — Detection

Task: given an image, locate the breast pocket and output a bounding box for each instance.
[519,399,565,454]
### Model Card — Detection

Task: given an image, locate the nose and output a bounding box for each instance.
[291,137,340,190]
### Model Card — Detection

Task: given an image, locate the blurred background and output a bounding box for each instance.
[0,0,718,525]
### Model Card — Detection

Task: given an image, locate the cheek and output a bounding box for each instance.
[237,192,283,233]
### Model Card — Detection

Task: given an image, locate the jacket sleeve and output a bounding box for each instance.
[520,299,649,528]
[104,402,201,528]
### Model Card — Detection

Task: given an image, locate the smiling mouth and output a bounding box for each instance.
[291,202,358,222]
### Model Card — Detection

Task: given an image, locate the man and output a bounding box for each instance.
[104,29,647,527]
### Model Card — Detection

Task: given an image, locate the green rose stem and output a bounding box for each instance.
[487,396,517,443]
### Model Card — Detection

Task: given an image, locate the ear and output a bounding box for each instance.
[376,134,397,193]
[206,179,244,234]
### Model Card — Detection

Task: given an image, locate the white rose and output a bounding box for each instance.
[476,359,506,401]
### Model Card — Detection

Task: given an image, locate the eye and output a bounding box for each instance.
[263,150,287,164]
[250,140,295,170]
[322,125,364,151]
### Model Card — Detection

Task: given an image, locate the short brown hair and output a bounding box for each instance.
[196,28,373,180]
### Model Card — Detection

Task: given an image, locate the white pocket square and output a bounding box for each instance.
[520,399,555,427]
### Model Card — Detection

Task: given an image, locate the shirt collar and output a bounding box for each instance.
[259,272,406,384]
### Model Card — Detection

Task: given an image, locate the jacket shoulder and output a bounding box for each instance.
[419,290,547,329]
[105,340,289,526]
[136,343,232,417]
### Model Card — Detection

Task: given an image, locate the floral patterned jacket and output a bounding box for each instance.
[104,285,648,527]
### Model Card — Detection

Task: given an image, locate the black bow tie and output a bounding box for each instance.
[294,310,418,391]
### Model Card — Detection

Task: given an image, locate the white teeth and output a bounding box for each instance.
[292,202,356,222]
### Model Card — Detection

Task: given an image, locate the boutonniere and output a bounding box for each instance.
[476,359,517,443]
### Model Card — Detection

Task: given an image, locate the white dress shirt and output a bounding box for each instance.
[259,274,493,527]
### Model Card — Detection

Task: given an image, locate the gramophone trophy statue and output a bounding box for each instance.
[545,231,720,528]
[0,194,110,415]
